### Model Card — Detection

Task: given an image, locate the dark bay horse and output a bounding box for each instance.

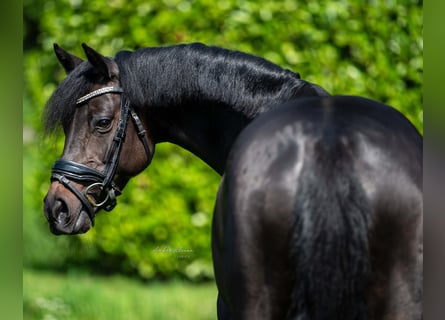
[43,43,422,319]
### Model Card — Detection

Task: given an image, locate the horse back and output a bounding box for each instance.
[212,96,422,319]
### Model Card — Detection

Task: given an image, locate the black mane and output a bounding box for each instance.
[115,43,325,117]
[45,43,327,133]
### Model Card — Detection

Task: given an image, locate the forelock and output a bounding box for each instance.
[43,62,96,134]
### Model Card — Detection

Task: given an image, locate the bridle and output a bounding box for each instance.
[50,86,151,226]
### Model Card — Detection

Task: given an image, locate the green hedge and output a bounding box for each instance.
[24,0,423,281]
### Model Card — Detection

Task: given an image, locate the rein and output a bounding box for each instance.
[51,86,151,225]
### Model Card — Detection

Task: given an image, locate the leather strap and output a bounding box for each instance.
[52,172,96,225]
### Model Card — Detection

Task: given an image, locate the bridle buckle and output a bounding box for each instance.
[83,182,110,208]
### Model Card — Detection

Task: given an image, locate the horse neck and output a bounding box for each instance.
[116,44,328,174]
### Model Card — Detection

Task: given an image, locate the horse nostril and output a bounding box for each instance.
[52,198,70,225]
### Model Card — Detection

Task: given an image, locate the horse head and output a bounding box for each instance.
[43,44,153,235]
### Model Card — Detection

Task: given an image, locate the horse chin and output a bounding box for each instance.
[50,210,92,235]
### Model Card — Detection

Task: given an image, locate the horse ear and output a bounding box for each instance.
[53,43,83,74]
[81,43,117,80]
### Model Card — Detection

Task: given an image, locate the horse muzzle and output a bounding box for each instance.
[43,159,122,235]
[44,181,93,235]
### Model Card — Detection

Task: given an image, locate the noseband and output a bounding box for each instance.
[51,86,151,226]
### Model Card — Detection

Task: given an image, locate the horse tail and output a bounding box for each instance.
[287,139,370,320]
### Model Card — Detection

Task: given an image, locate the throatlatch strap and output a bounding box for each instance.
[130,109,152,164]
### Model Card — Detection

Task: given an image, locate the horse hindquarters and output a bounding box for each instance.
[212,122,370,319]
[212,96,422,320]
[355,148,423,320]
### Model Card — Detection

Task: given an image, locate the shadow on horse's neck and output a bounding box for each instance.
[116,44,328,175]
[148,103,252,175]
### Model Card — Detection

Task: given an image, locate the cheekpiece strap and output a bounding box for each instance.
[76,86,123,105]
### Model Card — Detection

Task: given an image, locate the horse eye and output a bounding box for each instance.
[96,119,112,129]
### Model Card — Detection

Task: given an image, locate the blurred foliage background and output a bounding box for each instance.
[24,0,423,284]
